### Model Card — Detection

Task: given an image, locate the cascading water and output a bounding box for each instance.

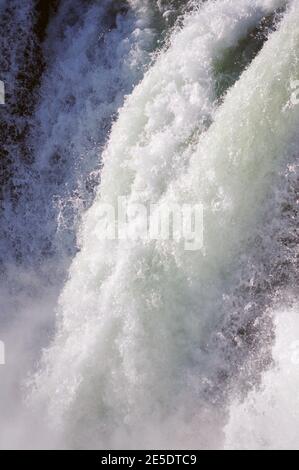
[0,0,298,450]
[0,0,181,448]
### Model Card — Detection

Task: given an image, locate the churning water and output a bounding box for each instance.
[0,0,298,449]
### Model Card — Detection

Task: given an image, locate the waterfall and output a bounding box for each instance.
[0,0,298,450]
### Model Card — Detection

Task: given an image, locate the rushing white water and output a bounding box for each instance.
[0,0,180,449]
[225,302,299,450]
[26,0,299,449]
[0,0,298,449]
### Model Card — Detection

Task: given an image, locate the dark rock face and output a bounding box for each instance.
[0,1,57,206]
[0,0,189,271]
